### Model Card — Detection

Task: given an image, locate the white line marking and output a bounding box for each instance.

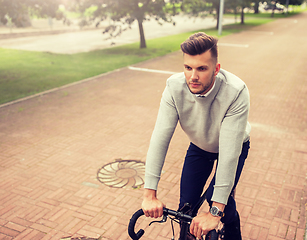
[247,31,274,35]
[128,66,177,75]
[218,43,249,48]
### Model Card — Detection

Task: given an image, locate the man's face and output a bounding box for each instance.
[183,51,220,95]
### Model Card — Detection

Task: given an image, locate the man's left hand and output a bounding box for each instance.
[190,212,220,239]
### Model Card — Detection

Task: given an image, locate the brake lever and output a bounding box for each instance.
[149,214,167,226]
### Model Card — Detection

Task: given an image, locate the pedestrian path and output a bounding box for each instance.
[0,16,235,54]
[0,12,307,240]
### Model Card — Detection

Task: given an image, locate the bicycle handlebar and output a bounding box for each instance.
[128,208,218,240]
[128,209,145,240]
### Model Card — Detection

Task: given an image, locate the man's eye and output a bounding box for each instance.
[198,67,206,71]
[185,66,192,70]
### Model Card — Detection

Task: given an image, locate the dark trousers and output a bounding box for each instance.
[179,141,250,224]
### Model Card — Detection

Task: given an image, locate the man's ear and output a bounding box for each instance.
[214,63,221,76]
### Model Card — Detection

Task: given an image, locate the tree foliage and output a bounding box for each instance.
[277,0,304,5]
[75,0,182,49]
[180,0,210,17]
[0,0,63,27]
[265,0,304,17]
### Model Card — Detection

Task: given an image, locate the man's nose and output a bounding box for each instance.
[191,70,199,80]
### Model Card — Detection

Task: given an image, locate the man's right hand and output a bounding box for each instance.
[142,189,165,218]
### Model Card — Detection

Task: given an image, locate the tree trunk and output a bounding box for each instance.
[254,1,259,14]
[137,18,146,49]
[271,3,276,17]
[241,6,244,24]
[286,0,290,15]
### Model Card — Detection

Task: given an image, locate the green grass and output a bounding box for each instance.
[0,48,153,104]
[0,15,284,105]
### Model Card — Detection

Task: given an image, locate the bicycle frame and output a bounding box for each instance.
[128,207,218,240]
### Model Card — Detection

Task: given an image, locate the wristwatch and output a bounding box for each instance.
[210,206,225,217]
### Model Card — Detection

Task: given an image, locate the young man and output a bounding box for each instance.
[142,32,251,240]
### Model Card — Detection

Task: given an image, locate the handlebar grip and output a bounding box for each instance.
[205,229,218,240]
[128,209,145,240]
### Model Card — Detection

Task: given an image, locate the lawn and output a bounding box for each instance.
[0,12,296,105]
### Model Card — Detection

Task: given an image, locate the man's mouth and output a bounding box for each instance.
[190,82,200,88]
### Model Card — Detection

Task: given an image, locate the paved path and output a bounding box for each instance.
[0,16,234,54]
[0,12,307,240]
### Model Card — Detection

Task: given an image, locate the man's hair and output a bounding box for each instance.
[180,32,218,61]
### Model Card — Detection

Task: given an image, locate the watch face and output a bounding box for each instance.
[210,206,224,217]
[211,207,219,215]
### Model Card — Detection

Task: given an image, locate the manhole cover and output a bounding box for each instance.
[97,159,145,188]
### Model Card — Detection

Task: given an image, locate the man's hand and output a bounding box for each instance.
[190,212,220,239]
[142,189,165,218]
[190,202,224,239]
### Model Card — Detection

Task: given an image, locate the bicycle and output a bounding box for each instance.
[128,190,225,240]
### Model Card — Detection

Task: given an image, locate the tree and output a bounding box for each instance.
[193,0,247,29]
[253,0,265,14]
[278,0,305,14]
[76,0,180,49]
[0,0,63,27]
[265,0,304,17]
[239,0,253,24]
[180,0,210,17]
[206,0,250,27]
[181,0,240,29]
[206,0,220,29]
